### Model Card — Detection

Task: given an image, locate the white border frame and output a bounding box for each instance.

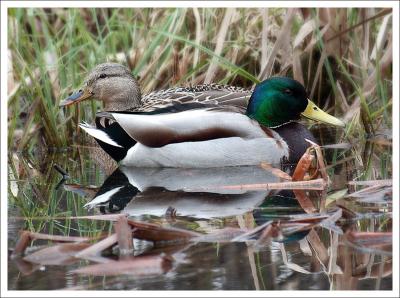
[1,1,399,297]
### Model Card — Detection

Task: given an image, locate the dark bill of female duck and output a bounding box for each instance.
[59,88,94,107]
[59,63,141,110]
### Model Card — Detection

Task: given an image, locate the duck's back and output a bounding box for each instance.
[139,84,252,112]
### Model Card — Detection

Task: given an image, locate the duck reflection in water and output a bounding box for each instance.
[65,165,304,222]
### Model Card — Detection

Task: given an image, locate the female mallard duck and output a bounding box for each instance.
[60,63,344,168]
[60,63,252,171]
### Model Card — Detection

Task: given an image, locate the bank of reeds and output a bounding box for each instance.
[7,7,393,152]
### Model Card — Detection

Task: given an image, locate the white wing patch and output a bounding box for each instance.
[111,109,268,146]
[79,122,123,148]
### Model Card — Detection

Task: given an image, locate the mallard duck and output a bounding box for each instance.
[60,63,345,168]
[60,63,252,172]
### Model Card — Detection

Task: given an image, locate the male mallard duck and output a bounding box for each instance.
[60,63,344,168]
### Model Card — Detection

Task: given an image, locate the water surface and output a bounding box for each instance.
[7,125,393,290]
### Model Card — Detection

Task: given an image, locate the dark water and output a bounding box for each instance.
[7,125,392,290]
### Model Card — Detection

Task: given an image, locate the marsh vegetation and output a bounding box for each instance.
[7,7,393,291]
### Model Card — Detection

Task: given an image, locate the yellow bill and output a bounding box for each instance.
[59,87,94,107]
[301,99,345,127]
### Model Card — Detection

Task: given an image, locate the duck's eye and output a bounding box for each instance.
[99,73,107,79]
[283,89,292,95]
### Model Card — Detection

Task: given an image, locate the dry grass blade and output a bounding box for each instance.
[8,68,41,103]
[12,231,92,257]
[292,49,304,85]
[71,255,174,276]
[127,219,200,242]
[352,258,392,279]
[44,50,60,99]
[326,8,392,43]
[307,141,329,212]
[280,223,315,237]
[204,8,235,84]
[364,40,392,94]
[348,179,392,186]
[308,141,328,183]
[16,98,41,151]
[23,243,91,265]
[25,232,92,242]
[325,189,348,207]
[12,231,33,257]
[303,23,330,54]
[63,183,99,198]
[200,179,326,192]
[254,223,281,246]
[336,80,350,111]
[293,19,317,49]
[259,8,296,80]
[370,14,392,60]
[318,208,343,234]
[260,162,292,180]
[345,231,392,256]
[346,231,392,243]
[75,234,118,259]
[247,245,261,290]
[193,227,245,243]
[299,238,313,256]
[347,184,392,199]
[260,8,269,71]
[327,232,343,274]
[8,49,16,95]
[320,143,352,149]
[71,214,128,221]
[231,221,273,242]
[293,189,318,214]
[307,228,329,266]
[13,258,42,276]
[286,213,330,224]
[309,49,327,100]
[192,7,202,72]
[280,243,312,274]
[114,216,133,256]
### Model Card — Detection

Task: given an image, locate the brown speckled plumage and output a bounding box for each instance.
[68,63,256,171]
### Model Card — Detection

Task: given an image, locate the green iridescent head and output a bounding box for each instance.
[246,77,308,127]
[246,77,345,128]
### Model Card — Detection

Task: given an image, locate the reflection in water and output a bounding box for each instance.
[8,135,392,290]
[83,166,281,218]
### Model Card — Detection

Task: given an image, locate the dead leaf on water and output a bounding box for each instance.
[114,216,133,256]
[127,219,200,243]
[23,243,91,265]
[260,162,292,180]
[345,231,392,256]
[71,255,174,276]
[75,234,118,259]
